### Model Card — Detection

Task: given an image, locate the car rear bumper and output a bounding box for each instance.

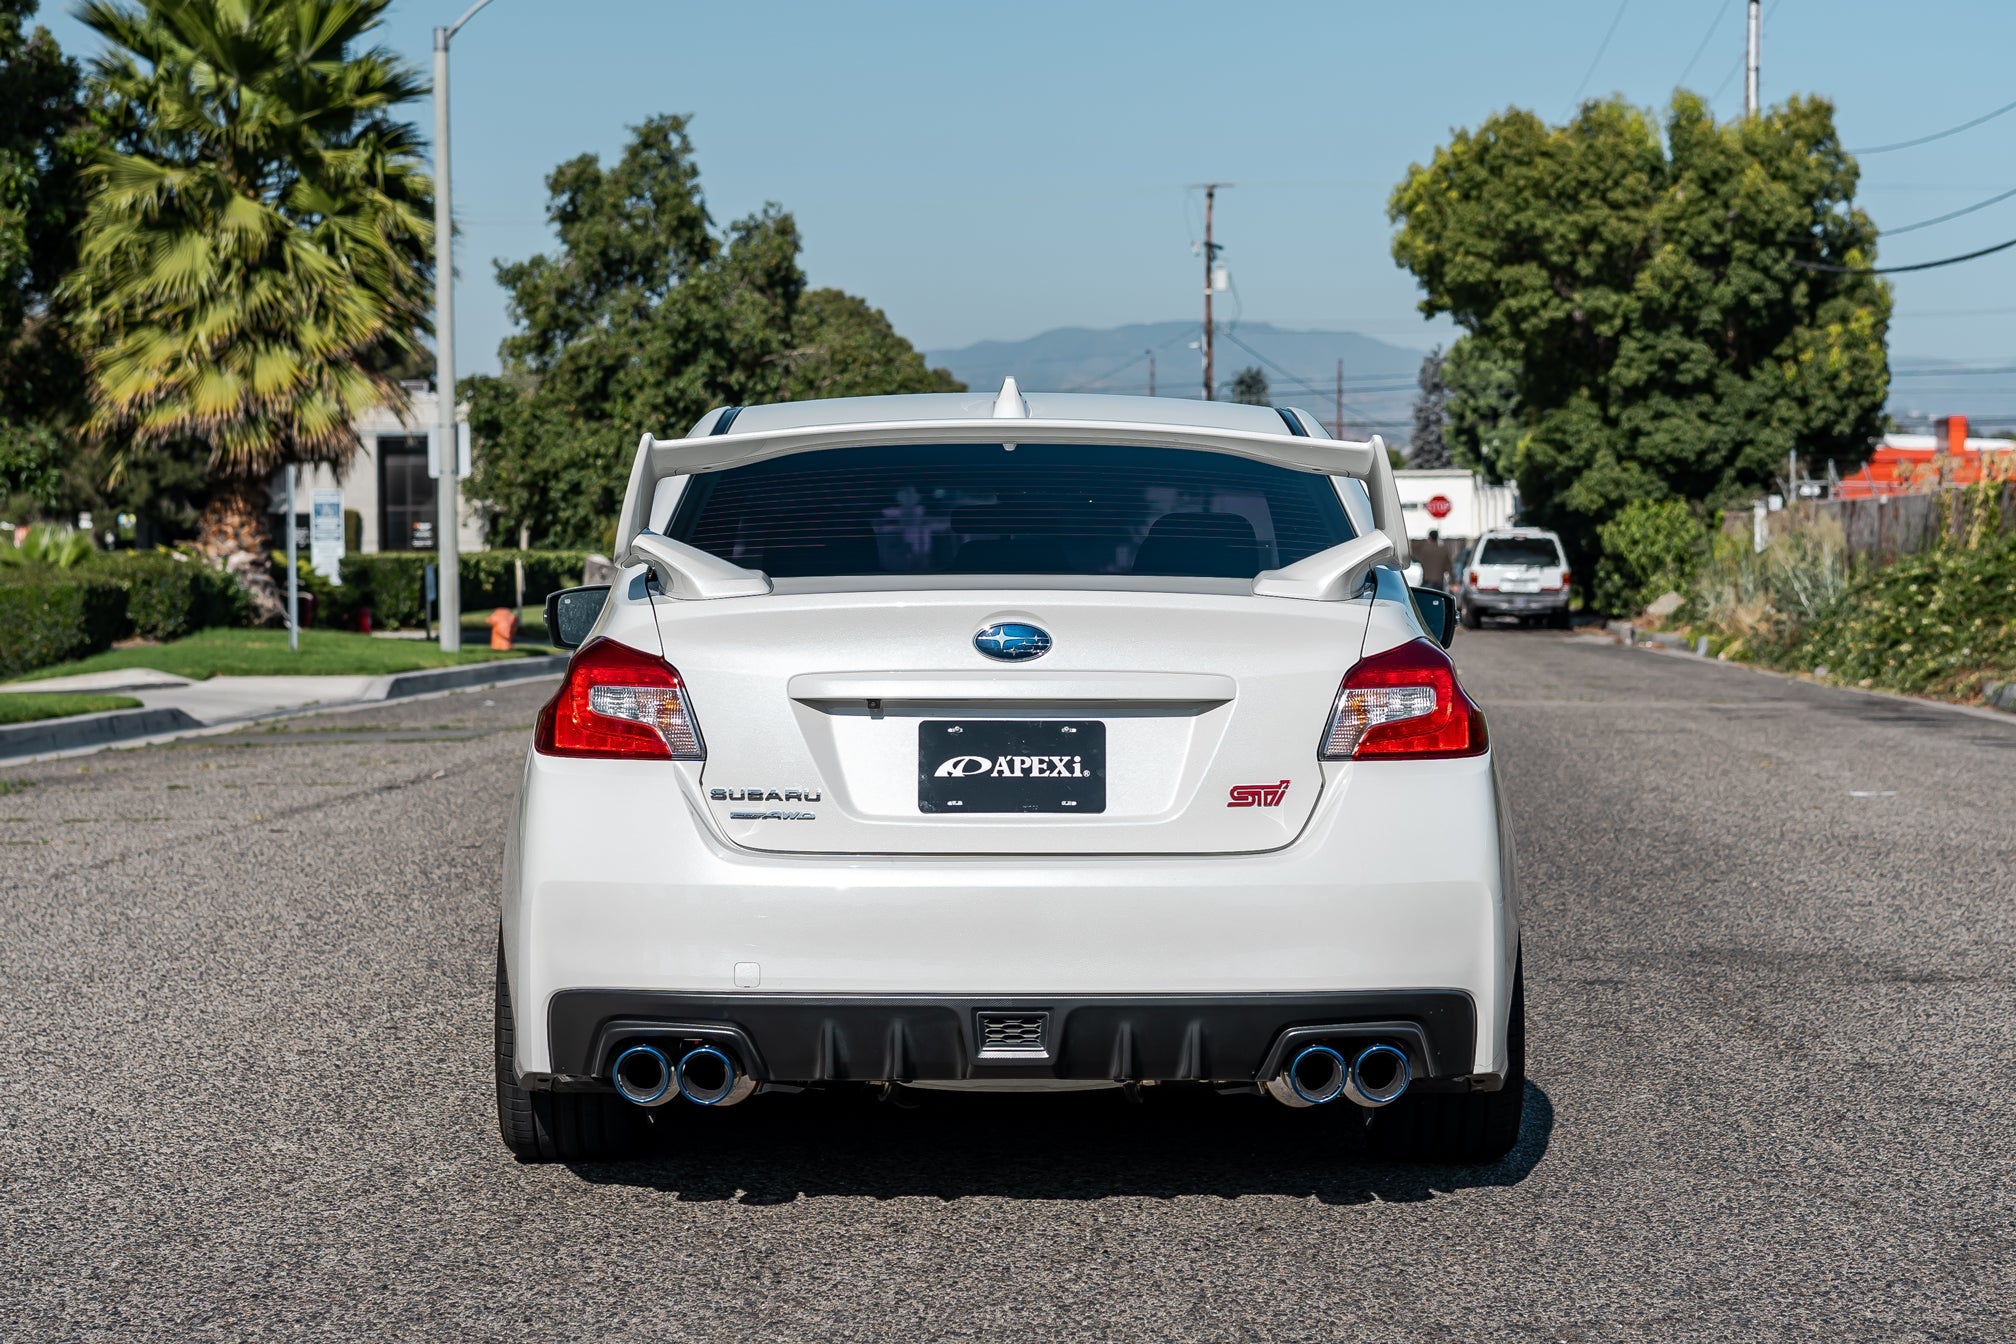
[504,751,1519,1079]
[533,988,1482,1089]
[1467,592,1568,614]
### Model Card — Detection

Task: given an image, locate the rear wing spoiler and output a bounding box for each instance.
[613,418,1411,601]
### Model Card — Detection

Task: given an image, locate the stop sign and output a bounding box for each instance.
[1426,495,1453,519]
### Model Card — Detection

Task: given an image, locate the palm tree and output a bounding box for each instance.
[63,0,432,619]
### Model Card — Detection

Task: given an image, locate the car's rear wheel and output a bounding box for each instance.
[1550,608,1573,630]
[1460,602,1481,630]
[495,935,650,1162]
[1365,957,1525,1162]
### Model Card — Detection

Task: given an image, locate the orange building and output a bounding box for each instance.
[1835,415,2015,498]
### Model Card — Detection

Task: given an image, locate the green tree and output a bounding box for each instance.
[1229,366,1269,405]
[62,0,432,618]
[1409,346,1450,468]
[1593,497,1710,614]
[1389,93,1890,574]
[0,0,94,515]
[1441,335,1522,480]
[466,115,961,549]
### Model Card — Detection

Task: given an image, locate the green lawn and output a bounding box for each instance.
[12,627,535,683]
[0,693,144,724]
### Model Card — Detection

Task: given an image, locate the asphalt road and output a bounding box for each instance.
[2,632,2012,1341]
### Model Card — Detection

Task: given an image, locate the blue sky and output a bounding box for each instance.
[33,0,2016,386]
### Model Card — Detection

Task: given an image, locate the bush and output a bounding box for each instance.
[0,576,129,677]
[1594,499,1709,616]
[1690,512,1851,658]
[1785,534,2016,694]
[271,550,591,629]
[88,553,248,640]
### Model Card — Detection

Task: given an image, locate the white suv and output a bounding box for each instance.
[1459,528,1573,629]
[499,384,1524,1162]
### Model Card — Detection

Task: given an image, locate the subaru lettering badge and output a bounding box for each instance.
[974,622,1052,662]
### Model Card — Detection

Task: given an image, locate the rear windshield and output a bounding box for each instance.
[1477,536,1562,567]
[668,444,1354,578]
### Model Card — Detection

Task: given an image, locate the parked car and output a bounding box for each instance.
[501,385,1524,1163]
[1458,528,1573,629]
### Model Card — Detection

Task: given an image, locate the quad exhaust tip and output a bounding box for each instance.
[610,1042,759,1107]
[675,1045,758,1107]
[610,1043,676,1107]
[1264,1042,1412,1110]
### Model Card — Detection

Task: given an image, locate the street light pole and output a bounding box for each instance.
[1744,0,1761,119]
[431,0,496,653]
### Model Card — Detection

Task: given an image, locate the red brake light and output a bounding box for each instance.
[534,637,704,760]
[1320,638,1488,761]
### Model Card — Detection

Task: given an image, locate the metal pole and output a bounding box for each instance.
[1744,0,1761,118]
[1202,185,1215,400]
[1147,350,1155,397]
[1335,358,1343,438]
[432,26,461,652]
[286,466,299,652]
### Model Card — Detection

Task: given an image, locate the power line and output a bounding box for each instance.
[1570,0,1632,107]
[1847,95,2016,155]
[1675,0,1733,90]
[1886,183,2016,237]
[1793,234,2016,275]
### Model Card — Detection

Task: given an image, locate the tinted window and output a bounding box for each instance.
[1477,537,1562,567]
[669,444,1353,578]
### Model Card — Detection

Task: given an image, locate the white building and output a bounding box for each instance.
[269,384,485,554]
[1392,468,1519,545]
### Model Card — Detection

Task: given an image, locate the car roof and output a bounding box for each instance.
[708,389,1313,438]
[1481,527,1561,539]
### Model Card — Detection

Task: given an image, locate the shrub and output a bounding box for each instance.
[1594,500,1709,616]
[0,575,129,677]
[88,553,248,640]
[1786,534,2016,694]
[1690,512,1851,657]
[270,550,592,629]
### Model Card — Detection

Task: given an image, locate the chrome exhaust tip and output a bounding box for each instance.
[1262,1044,1350,1108]
[676,1045,758,1107]
[1342,1043,1412,1109]
[610,1043,675,1107]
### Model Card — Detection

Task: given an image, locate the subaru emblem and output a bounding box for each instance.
[974,622,1052,662]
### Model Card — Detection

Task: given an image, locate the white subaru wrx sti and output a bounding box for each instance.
[498,383,1523,1162]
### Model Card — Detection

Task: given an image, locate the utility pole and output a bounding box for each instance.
[1335,358,1344,438]
[430,0,497,654]
[1147,350,1155,397]
[1744,0,1761,118]
[1197,183,1230,399]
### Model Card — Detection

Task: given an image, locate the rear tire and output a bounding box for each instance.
[1365,956,1526,1162]
[1550,608,1573,630]
[1460,603,1481,630]
[495,935,650,1162]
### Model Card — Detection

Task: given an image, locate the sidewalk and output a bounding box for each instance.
[0,655,567,762]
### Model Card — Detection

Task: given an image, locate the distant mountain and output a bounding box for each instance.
[927,321,1430,442]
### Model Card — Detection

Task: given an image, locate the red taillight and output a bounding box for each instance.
[533,637,704,760]
[1542,569,1572,592]
[1320,638,1488,761]
[1468,569,1496,592]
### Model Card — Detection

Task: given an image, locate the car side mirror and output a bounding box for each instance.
[1410,586,1458,647]
[544,585,610,650]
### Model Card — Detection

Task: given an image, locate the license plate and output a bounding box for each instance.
[1503,581,1540,593]
[918,721,1106,814]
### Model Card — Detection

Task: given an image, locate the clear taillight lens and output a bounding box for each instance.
[1320,638,1488,760]
[534,638,703,760]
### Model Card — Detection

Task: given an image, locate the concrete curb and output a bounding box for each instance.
[1593,622,2016,722]
[380,654,569,700]
[0,707,205,762]
[0,654,570,762]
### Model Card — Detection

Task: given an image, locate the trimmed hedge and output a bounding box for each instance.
[0,576,129,678]
[89,554,248,640]
[273,550,592,629]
